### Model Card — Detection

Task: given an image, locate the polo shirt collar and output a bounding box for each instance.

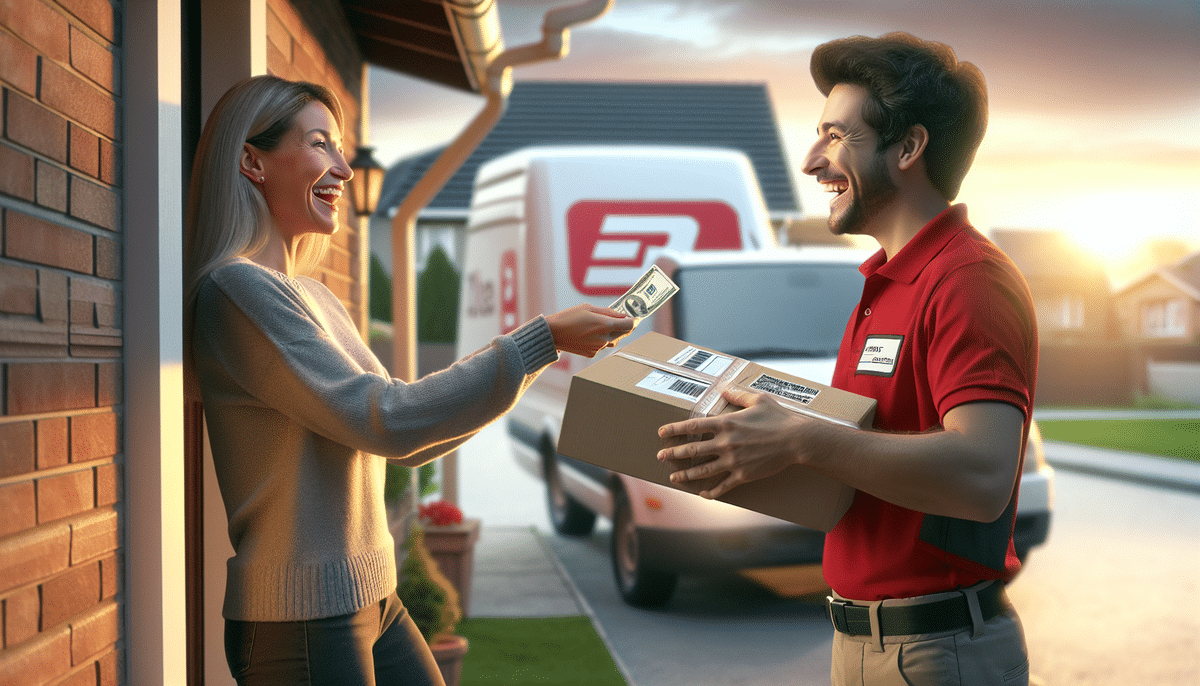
[860,204,971,284]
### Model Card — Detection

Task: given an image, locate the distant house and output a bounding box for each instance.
[371,80,801,270]
[989,229,1129,405]
[1113,251,1200,402]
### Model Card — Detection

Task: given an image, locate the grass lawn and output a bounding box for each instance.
[457,616,627,685]
[1036,419,1200,463]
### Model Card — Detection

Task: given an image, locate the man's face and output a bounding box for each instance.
[802,83,897,237]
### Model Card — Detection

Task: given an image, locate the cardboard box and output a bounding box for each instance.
[557,332,876,531]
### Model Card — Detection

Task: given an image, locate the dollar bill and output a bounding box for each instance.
[609,265,679,322]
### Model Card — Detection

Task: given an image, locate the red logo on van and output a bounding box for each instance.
[499,250,518,334]
[566,200,742,296]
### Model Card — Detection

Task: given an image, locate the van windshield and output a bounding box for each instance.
[672,262,865,359]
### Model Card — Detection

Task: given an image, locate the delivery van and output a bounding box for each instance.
[455,145,806,604]
[456,144,776,394]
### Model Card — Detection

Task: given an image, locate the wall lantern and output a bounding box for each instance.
[348,146,386,217]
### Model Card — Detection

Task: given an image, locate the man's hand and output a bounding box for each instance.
[656,387,818,499]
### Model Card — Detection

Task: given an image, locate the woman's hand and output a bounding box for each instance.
[545,304,635,357]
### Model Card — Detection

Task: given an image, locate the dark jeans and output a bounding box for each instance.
[224,592,444,685]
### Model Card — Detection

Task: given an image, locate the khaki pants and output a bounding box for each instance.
[830,582,1029,686]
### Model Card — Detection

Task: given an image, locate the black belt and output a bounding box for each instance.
[826,582,1008,637]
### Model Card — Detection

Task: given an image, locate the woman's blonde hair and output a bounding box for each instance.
[184,75,344,396]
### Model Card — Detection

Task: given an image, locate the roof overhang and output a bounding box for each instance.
[340,0,502,92]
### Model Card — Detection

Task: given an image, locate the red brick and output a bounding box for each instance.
[69,177,118,232]
[0,524,71,594]
[71,601,117,666]
[267,6,291,59]
[97,649,116,686]
[69,25,115,94]
[0,421,35,478]
[6,362,95,414]
[35,160,69,212]
[0,625,70,685]
[5,92,68,163]
[41,560,100,628]
[70,278,115,327]
[69,509,117,564]
[36,417,69,470]
[70,412,116,462]
[93,235,118,279]
[37,468,94,523]
[97,554,116,600]
[59,664,98,686]
[95,362,119,406]
[0,481,36,537]
[0,0,70,64]
[3,585,41,648]
[58,0,116,43]
[0,262,38,316]
[69,125,100,178]
[39,60,116,140]
[0,31,38,96]
[0,143,36,200]
[3,211,93,273]
[98,138,117,186]
[94,463,117,507]
[40,267,70,323]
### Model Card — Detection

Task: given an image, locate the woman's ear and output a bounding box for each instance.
[239,144,265,184]
[897,124,929,172]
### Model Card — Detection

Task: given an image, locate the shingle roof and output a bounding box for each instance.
[375,81,800,218]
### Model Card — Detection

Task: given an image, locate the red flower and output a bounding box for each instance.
[419,500,464,527]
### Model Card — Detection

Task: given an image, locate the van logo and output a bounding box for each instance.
[566,200,742,296]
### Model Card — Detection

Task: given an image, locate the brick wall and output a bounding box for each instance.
[266,0,367,332]
[0,0,124,684]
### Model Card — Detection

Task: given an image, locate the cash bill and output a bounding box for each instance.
[609,265,679,322]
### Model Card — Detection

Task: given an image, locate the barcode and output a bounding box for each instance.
[682,350,712,370]
[749,375,819,405]
[668,379,707,398]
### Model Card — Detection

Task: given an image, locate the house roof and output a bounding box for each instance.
[373,80,801,219]
[1117,250,1200,302]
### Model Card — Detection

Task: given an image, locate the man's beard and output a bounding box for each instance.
[828,152,897,237]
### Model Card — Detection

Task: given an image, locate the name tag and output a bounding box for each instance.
[857,335,903,377]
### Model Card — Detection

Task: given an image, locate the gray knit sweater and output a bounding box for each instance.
[193,258,558,621]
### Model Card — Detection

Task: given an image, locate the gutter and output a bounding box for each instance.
[389,1,614,505]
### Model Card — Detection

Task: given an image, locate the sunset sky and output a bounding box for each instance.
[368,0,1200,285]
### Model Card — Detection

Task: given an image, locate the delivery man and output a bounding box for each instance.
[657,32,1037,686]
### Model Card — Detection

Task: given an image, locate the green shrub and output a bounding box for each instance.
[398,526,461,643]
[417,246,460,343]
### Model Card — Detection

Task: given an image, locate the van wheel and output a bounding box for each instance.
[611,489,678,607]
[544,452,596,536]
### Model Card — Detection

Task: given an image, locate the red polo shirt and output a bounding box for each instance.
[824,204,1038,600]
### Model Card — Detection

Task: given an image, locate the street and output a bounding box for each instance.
[458,422,1200,685]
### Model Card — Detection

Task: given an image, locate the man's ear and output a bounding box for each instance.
[897,124,929,172]
[239,144,265,183]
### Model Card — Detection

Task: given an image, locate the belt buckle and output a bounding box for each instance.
[826,596,851,633]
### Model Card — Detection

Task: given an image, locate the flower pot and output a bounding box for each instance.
[430,634,469,686]
[422,518,481,617]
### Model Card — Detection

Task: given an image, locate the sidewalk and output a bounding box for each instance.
[468,526,585,618]
[1041,441,1200,494]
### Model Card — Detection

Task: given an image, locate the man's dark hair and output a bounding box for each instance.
[811,32,987,201]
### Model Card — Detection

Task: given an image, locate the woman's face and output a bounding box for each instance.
[245,101,352,240]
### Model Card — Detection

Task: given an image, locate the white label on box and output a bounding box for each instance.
[749,374,820,405]
[667,347,734,377]
[636,370,712,402]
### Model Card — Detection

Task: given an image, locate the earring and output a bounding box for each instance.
[259,176,265,183]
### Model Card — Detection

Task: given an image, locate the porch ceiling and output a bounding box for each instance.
[340,0,497,93]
